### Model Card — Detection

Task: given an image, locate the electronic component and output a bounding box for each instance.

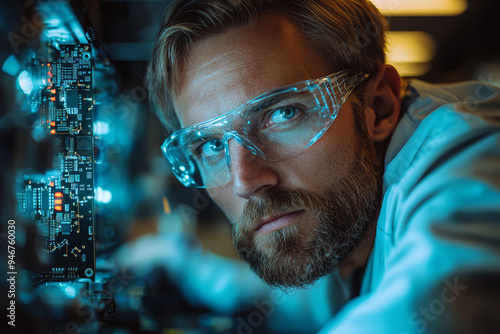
[16,44,95,282]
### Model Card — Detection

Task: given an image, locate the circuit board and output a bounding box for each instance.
[16,44,95,282]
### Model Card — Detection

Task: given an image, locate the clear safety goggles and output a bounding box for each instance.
[162,69,368,188]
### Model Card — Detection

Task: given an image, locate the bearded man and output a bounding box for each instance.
[139,0,500,332]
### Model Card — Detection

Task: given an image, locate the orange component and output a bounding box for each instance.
[163,196,171,214]
[50,89,56,94]
[49,181,54,187]
[50,97,56,101]
[54,192,63,198]
[50,129,56,134]
[48,71,53,77]
[50,121,56,127]
[55,199,62,204]
[54,206,62,211]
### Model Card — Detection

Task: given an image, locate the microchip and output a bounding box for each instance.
[66,89,78,109]
[61,221,71,235]
[77,136,92,156]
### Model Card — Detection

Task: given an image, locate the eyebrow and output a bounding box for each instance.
[182,129,221,147]
[243,94,290,117]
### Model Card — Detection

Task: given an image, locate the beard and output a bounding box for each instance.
[231,127,382,290]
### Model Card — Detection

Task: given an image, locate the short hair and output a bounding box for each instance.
[147,0,388,132]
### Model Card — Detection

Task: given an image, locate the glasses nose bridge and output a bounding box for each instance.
[222,131,266,168]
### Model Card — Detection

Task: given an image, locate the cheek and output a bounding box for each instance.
[207,186,246,224]
[281,119,356,190]
[283,142,352,190]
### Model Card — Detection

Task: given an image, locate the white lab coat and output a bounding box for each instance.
[320,79,500,333]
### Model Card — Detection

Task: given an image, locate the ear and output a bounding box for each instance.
[364,65,401,142]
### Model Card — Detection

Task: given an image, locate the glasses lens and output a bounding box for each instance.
[163,132,231,188]
[242,89,324,160]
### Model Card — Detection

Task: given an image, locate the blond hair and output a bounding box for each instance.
[148,0,388,132]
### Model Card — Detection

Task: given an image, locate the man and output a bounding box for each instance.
[146,0,500,332]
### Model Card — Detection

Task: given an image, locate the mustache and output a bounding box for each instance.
[235,189,331,234]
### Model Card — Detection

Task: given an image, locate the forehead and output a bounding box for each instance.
[173,13,332,127]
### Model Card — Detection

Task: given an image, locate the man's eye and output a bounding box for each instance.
[258,104,307,131]
[200,139,224,158]
[270,106,299,123]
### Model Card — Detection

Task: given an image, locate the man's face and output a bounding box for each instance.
[173,14,382,288]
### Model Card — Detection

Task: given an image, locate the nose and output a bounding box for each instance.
[227,139,278,198]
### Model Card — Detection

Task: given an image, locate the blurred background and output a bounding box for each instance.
[1,0,499,333]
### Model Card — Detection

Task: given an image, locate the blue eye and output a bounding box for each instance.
[200,139,224,159]
[270,106,298,123]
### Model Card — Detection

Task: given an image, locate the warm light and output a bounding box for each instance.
[50,121,56,126]
[372,0,468,16]
[50,129,56,134]
[55,192,63,198]
[394,63,432,78]
[55,199,62,204]
[49,181,55,187]
[163,196,171,214]
[386,31,436,77]
[386,31,435,63]
[55,205,62,211]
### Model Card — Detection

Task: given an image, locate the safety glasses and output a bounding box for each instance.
[162,69,368,188]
